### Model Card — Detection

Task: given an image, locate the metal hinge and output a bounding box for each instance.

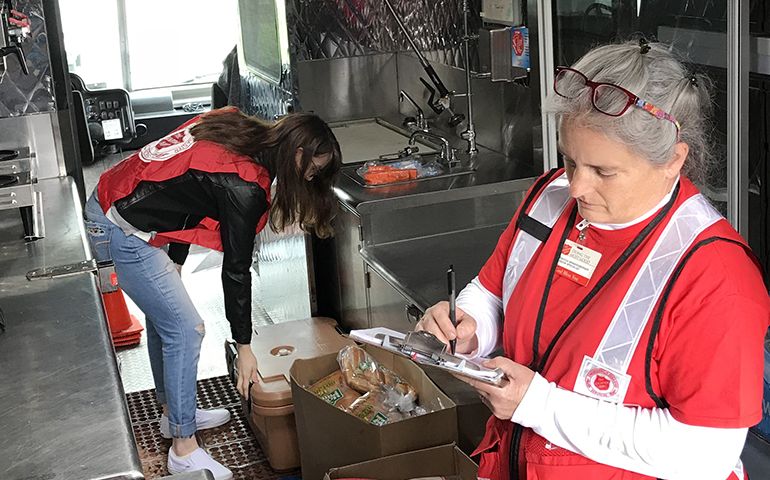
[364,271,371,289]
[405,304,422,324]
[26,259,97,281]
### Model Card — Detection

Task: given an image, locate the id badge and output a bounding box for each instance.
[555,239,601,286]
[574,355,631,403]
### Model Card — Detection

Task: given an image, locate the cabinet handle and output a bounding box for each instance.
[405,304,422,324]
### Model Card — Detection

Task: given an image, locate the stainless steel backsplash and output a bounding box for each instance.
[289,0,480,69]
[0,0,55,118]
[240,0,535,167]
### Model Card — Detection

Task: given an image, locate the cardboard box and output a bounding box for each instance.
[422,366,492,456]
[290,345,458,480]
[324,444,478,480]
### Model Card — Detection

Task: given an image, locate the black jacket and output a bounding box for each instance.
[114,169,268,344]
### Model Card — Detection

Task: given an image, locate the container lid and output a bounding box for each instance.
[250,317,353,408]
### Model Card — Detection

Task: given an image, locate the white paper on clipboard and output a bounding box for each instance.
[349,327,505,386]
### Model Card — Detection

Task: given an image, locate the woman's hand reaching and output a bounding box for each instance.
[236,344,259,398]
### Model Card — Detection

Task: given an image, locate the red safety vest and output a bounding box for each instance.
[96,111,272,252]
[473,170,752,480]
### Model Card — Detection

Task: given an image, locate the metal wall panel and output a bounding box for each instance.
[256,224,314,323]
[239,72,292,120]
[296,54,399,122]
[0,0,55,117]
[0,113,61,179]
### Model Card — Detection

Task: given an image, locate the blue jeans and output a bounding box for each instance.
[85,193,204,438]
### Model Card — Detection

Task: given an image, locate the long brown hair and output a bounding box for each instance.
[190,108,342,238]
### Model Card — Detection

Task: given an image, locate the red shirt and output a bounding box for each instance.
[480,176,768,427]
[473,172,769,480]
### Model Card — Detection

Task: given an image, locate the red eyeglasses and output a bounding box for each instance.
[554,66,681,137]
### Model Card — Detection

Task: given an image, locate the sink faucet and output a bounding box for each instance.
[399,90,428,131]
[409,130,456,166]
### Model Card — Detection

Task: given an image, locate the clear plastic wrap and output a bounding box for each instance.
[356,157,443,185]
[336,345,422,421]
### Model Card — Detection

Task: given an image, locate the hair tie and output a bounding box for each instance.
[639,38,651,55]
[689,75,698,87]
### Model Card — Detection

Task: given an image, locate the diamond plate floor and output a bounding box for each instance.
[128,376,301,480]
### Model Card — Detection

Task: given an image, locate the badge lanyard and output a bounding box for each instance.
[529,183,680,373]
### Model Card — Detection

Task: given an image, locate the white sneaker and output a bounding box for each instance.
[160,408,232,439]
[167,447,233,480]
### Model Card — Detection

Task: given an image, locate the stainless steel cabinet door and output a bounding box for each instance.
[367,266,421,332]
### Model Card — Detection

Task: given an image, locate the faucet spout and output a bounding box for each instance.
[409,130,455,166]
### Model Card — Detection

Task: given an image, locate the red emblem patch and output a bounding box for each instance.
[512,30,525,56]
[585,367,619,398]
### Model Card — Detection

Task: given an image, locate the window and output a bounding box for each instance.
[60,0,238,92]
[60,0,123,90]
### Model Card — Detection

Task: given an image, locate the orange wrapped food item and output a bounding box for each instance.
[362,165,418,185]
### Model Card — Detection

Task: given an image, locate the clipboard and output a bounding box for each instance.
[348,327,506,386]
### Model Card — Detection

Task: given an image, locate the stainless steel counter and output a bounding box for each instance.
[0,178,143,480]
[360,224,507,311]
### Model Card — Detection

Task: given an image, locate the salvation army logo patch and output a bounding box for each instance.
[139,126,196,162]
[512,29,525,56]
[584,366,619,398]
[561,243,572,255]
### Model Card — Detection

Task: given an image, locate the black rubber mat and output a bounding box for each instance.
[127,375,301,480]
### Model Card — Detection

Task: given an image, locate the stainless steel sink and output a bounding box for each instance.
[341,152,474,188]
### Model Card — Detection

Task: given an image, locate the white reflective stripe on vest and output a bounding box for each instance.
[733,460,744,479]
[502,173,571,310]
[592,193,722,375]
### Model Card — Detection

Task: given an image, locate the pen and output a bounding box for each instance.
[447,264,456,355]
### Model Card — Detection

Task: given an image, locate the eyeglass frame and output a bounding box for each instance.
[553,66,681,138]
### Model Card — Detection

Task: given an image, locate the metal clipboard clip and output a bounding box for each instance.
[355,328,505,386]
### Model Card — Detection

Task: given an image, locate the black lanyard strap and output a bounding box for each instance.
[531,206,578,366]
[531,182,681,373]
[643,236,755,409]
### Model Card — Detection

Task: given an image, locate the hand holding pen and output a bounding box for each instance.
[415,265,479,354]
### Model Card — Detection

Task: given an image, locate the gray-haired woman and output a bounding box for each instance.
[417,39,769,480]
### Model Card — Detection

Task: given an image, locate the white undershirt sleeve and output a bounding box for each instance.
[455,276,502,358]
[512,374,747,480]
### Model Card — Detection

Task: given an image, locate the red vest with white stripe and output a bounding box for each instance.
[96,114,272,251]
[474,170,749,480]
